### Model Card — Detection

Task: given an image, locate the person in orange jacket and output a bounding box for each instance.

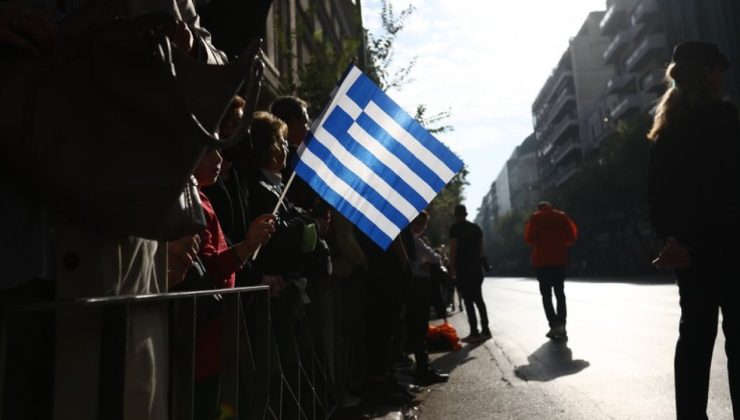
[524,201,578,339]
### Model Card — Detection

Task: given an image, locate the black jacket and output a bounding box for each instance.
[647,99,740,247]
[244,169,313,278]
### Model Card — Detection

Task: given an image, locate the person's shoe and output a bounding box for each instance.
[547,325,567,339]
[414,368,449,385]
[555,324,567,338]
[481,327,492,338]
[461,331,481,342]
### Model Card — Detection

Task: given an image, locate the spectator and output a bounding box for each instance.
[1,1,233,418]
[448,204,490,342]
[243,110,329,417]
[403,211,450,385]
[647,41,739,419]
[524,201,578,340]
[188,144,275,419]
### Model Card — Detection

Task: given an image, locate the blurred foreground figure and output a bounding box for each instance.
[647,41,739,420]
[524,202,577,340]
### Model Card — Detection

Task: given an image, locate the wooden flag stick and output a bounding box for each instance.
[250,171,297,261]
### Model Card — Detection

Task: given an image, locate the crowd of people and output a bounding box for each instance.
[0,2,491,419]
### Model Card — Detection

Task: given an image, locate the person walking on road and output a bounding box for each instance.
[647,41,739,420]
[524,202,577,340]
[449,204,490,342]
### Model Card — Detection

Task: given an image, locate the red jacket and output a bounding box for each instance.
[524,206,577,267]
[195,191,241,380]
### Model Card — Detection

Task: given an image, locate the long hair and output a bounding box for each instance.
[647,61,715,141]
[249,111,288,169]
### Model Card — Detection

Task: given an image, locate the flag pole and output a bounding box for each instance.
[251,171,297,261]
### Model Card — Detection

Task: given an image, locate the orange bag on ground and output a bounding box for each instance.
[426,322,462,351]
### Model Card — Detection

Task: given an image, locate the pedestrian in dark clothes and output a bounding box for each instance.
[449,204,490,342]
[647,41,740,420]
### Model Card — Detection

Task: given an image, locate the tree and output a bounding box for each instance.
[488,210,530,276]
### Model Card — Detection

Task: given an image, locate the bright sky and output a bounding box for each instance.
[360,0,606,216]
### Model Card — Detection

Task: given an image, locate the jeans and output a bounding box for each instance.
[674,251,738,420]
[457,268,489,334]
[535,266,567,328]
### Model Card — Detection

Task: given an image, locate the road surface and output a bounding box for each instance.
[421,277,733,419]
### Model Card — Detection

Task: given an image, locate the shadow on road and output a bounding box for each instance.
[514,340,590,382]
[429,339,487,374]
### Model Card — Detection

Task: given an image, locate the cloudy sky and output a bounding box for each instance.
[360,0,606,216]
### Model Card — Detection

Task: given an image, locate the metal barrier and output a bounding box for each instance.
[0,286,270,420]
[0,284,340,420]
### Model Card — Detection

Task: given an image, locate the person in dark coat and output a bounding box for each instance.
[449,204,491,342]
[647,41,740,419]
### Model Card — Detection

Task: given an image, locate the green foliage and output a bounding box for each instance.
[277,4,363,117]
[425,167,469,247]
[487,210,530,276]
[415,104,453,135]
[296,33,362,117]
[364,1,417,91]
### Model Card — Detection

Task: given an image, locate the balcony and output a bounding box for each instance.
[610,94,640,120]
[550,139,581,166]
[547,89,577,126]
[607,73,636,94]
[640,68,667,92]
[600,3,628,35]
[603,30,631,64]
[545,116,579,147]
[625,33,668,72]
[539,140,554,158]
[544,70,574,106]
[630,0,659,26]
[553,161,580,187]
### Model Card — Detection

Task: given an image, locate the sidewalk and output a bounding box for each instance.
[412,310,573,420]
[343,306,572,419]
[342,307,515,420]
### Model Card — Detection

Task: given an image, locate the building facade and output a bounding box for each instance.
[532,12,614,191]
[260,0,364,106]
[507,134,539,213]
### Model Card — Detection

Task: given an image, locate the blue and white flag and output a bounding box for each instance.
[293,65,465,249]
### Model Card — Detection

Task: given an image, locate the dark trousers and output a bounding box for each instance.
[0,279,55,420]
[457,268,489,334]
[674,255,739,420]
[405,276,431,371]
[535,266,567,328]
[365,268,407,377]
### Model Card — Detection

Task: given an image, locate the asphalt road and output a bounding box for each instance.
[420,277,734,420]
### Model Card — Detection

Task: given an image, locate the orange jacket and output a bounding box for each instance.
[524,206,578,267]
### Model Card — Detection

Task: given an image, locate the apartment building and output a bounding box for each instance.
[507,134,539,213]
[585,0,740,151]
[475,182,499,227]
[584,0,670,152]
[260,0,363,104]
[474,133,538,233]
[532,11,613,191]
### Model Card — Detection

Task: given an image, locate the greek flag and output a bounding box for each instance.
[294,65,464,249]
